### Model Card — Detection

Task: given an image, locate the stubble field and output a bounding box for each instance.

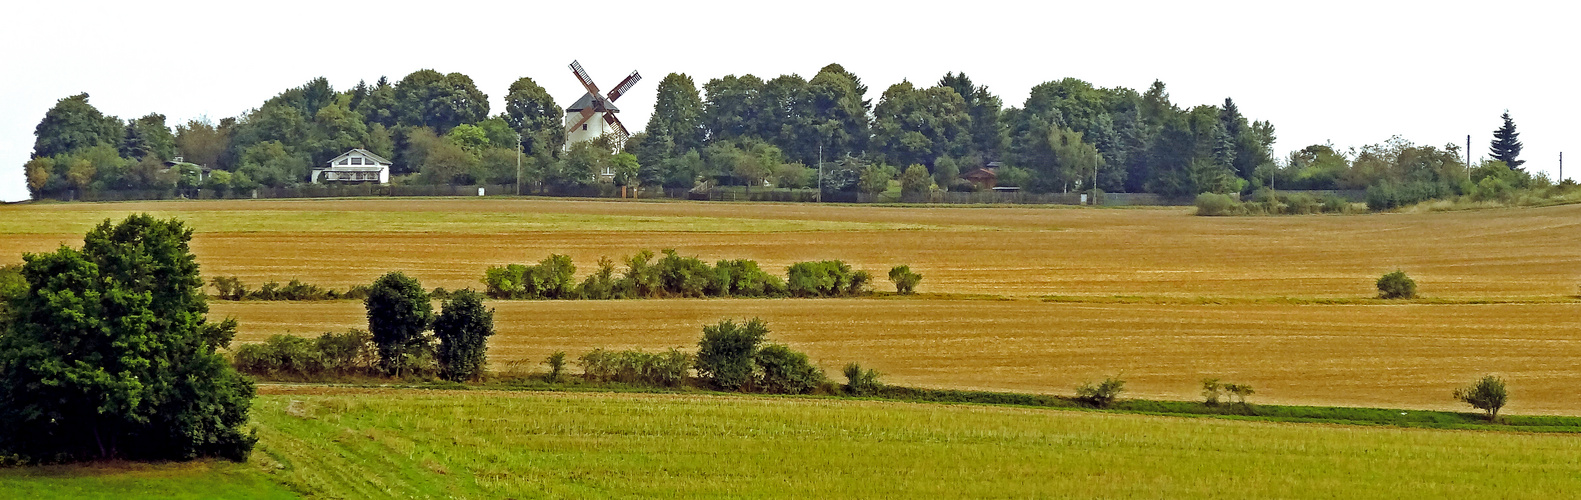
[3,197,1579,413]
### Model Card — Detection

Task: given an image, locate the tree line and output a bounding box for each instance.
[25,66,1551,205]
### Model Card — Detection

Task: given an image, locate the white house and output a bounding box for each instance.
[312,149,391,184]
[563,93,619,146]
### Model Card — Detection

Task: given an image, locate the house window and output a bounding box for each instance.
[582,123,588,131]
[351,157,364,165]
[339,159,350,165]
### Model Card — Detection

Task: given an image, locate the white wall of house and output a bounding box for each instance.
[564,110,615,145]
[312,149,391,184]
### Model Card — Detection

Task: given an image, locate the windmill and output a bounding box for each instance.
[564,60,641,146]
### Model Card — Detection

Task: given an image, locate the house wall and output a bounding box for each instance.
[564,111,614,145]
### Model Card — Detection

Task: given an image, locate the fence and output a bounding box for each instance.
[44,184,1235,207]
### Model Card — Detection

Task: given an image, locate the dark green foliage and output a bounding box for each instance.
[393,69,489,133]
[1376,270,1417,299]
[1075,376,1126,408]
[695,318,769,391]
[1454,375,1509,421]
[209,276,368,301]
[578,348,693,387]
[365,272,434,376]
[33,93,124,159]
[545,351,567,383]
[786,260,871,297]
[1194,193,1241,216]
[621,250,663,298]
[755,344,825,394]
[232,331,376,379]
[656,249,713,298]
[433,290,495,382]
[578,258,621,300]
[210,276,249,300]
[1489,112,1524,170]
[888,265,922,294]
[482,254,578,300]
[711,259,787,297]
[0,215,255,463]
[843,363,884,396]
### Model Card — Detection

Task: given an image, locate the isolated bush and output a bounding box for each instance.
[366,271,434,376]
[1454,375,1509,421]
[545,351,567,383]
[1226,383,1255,404]
[755,344,825,394]
[0,215,255,463]
[1076,376,1126,408]
[888,265,922,294]
[1194,193,1242,216]
[695,318,769,390]
[1376,270,1417,299]
[843,362,883,396]
[434,289,495,382]
[1201,378,1225,405]
[483,263,529,299]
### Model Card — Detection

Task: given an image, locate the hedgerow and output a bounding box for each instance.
[483,250,881,300]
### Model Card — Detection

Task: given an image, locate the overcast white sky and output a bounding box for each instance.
[1,0,1574,201]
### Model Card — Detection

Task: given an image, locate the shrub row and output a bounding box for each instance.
[210,276,459,301]
[485,250,907,300]
[1195,190,1355,216]
[232,330,379,378]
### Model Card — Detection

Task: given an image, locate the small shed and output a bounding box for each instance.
[312,149,391,184]
[961,167,998,189]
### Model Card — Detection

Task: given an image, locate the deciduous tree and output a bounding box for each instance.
[0,215,256,462]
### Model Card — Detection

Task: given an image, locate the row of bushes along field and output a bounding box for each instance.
[484,250,922,299]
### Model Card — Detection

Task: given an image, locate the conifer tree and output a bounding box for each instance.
[1490,111,1524,170]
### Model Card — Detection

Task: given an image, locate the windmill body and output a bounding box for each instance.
[562,60,641,149]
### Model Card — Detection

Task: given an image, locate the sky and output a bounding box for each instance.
[2,0,1575,202]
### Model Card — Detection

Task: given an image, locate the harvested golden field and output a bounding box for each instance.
[214,298,1581,414]
[1,197,1577,298]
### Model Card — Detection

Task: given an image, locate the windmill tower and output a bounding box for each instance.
[564,60,641,148]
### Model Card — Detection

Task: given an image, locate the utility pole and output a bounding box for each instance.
[1466,134,1472,181]
[516,132,523,196]
[1561,152,1565,182]
[817,142,824,203]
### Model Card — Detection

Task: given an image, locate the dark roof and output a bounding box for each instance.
[962,167,997,180]
[565,92,619,112]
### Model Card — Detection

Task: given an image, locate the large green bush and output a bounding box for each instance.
[888,265,922,294]
[434,289,495,382]
[786,260,871,297]
[1376,270,1417,299]
[1194,193,1242,216]
[1075,376,1126,408]
[712,259,787,297]
[366,271,434,376]
[656,249,713,297]
[755,344,824,394]
[695,318,769,391]
[0,215,255,463]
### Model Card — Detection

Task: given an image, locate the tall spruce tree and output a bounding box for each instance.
[1489,111,1524,170]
